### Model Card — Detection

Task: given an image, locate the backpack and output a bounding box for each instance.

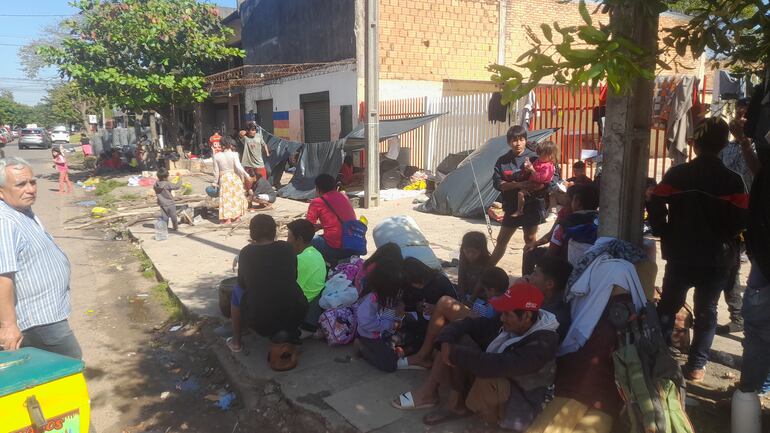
[610,301,695,433]
[318,307,357,346]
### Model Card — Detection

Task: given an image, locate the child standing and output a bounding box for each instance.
[511,141,558,218]
[153,168,181,231]
[457,231,491,301]
[52,147,73,194]
[355,260,405,372]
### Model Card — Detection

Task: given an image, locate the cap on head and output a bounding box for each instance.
[489,282,543,313]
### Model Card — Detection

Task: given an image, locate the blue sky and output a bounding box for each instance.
[0,0,236,106]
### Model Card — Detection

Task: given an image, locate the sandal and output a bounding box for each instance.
[422,408,472,426]
[225,337,242,353]
[397,357,427,371]
[390,392,437,411]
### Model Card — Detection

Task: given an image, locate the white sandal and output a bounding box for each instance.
[390,392,437,410]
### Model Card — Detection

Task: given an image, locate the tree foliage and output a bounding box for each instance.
[38,0,244,110]
[490,0,768,103]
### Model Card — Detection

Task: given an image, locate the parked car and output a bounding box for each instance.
[51,126,70,143]
[18,128,52,149]
[11,128,19,139]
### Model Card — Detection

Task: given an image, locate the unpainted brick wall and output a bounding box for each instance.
[378,0,700,82]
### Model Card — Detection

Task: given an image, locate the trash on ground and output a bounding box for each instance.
[169,324,184,332]
[175,377,200,393]
[215,392,236,410]
[76,200,98,207]
[160,391,171,400]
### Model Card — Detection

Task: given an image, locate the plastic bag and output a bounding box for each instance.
[319,274,359,309]
[318,307,357,346]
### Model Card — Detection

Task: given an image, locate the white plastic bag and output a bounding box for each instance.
[319,274,359,310]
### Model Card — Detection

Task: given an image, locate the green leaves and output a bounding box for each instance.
[578,0,592,26]
[38,0,246,111]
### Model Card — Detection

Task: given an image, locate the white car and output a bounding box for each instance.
[51,126,70,144]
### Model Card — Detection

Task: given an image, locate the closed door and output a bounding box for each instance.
[301,91,330,143]
[255,99,274,134]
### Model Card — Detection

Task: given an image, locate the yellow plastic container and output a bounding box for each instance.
[0,348,90,433]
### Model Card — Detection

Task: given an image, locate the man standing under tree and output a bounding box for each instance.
[648,118,749,381]
[0,157,80,359]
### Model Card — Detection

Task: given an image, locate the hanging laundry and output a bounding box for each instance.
[518,90,537,129]
[715,70,747,100]
[666,76,696,167]
[488,92,508,123]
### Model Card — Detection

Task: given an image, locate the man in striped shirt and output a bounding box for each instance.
[0,157,80,359]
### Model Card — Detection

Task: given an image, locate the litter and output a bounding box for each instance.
[169,325,184,332]
[216,392,236,410]
[175,377,200,393]
[91,207,110,218]
[136,293,149,298]
[85,309,95,315]
[76,200,97,207]
[160,391,171,400]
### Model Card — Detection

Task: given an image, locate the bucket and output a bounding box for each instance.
[218,277,238,318]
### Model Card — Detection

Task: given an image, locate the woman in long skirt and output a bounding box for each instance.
[213,138,249,224]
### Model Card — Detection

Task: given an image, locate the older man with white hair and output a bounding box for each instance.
[0,157,80,358]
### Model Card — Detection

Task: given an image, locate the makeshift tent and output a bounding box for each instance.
[417,128,559,218]
[270,113,445,200]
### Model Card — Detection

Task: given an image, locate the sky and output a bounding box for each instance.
[0,0,236,106]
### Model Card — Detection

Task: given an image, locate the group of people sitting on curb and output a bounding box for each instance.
[223,111,769,431]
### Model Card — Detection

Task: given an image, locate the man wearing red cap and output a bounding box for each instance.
[392,283,560,431]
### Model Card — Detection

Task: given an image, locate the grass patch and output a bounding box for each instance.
[120,193,142,201]
[67,151,84,165]
[94,179,128,196]
[96,194,118,209]
[133,248,157,280]
[70,133,81,144]
[151,281,186,323]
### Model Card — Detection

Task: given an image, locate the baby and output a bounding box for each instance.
[511,140,557,218]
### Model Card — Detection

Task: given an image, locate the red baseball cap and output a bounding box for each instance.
[489,283,544,313]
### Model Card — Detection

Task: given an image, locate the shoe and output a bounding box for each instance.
[716,322,744,335]
[684,367,705,382]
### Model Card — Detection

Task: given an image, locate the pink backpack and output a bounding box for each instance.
[318,307,357,346]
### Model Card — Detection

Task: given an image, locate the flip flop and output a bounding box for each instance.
[390,392,437,411]
[396,357,427,371]
[422,408,472,426]
[225,337,242,353]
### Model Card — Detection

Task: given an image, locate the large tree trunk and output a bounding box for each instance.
[598,4,659,245]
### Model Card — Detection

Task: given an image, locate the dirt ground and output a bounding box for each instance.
[10,145,244,433]
[13,142,769,432]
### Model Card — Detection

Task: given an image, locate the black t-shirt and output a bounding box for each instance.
[404,273,458,311]
[493,148,538,213]
[237,241,307,330]
[251,177,277,202]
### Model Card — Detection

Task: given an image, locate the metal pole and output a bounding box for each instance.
[363,0,380,208]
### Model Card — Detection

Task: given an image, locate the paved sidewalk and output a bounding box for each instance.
[129,194,750,432]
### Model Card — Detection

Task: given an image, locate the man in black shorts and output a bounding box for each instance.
[490,125,547,265]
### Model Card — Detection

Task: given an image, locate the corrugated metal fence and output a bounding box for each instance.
[380,80,707,181]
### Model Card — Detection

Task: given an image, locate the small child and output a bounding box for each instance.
[470,267,510,319]
[565,160,592,187]
[511,141,558,217]
[52,147,73,194]
[153,168,181,231]
[338,155,360,186]
[248,171,277,210]
[355,260,405,372]
[80,132,93,157]
[457,231,491,301]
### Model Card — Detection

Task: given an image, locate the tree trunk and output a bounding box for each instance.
[598,4,659,245]
[78,102,91,137]
[194,102,203,155]
[149,111,159,146]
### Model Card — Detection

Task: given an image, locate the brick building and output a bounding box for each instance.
[208,0,701,150]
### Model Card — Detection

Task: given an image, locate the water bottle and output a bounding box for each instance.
[732,389,761,433]
[155,218,168,241]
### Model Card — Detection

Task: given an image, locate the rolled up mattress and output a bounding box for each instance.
[372,215,441,270]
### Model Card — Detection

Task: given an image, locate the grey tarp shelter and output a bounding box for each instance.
[272,114,445,200]
[417,128,560,218]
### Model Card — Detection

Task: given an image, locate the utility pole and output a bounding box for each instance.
[363,0,380,208]
[598,3,658,245]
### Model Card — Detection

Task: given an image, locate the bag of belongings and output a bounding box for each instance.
[610,301,695,433]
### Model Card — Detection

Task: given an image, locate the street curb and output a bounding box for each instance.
[126,227,192,320]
